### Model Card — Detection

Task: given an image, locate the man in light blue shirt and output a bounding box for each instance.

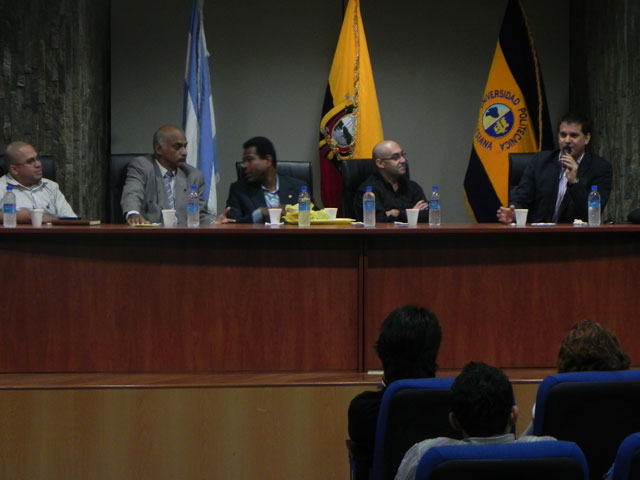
[0,141,76,223]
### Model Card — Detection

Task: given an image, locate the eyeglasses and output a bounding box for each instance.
[378,151,407,161]
[12,156,41,167]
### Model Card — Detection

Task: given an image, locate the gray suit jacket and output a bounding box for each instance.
[120,156,215,224]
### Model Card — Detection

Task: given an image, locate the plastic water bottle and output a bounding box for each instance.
[363,186,376,227]
[298,186,311,227]
[429,186,441,226]
[187,185,200,227]
[2,185,17,228]
[588,185,601,226]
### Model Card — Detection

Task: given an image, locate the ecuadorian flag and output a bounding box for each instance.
[464,0,553,222]
[319,0,383,209]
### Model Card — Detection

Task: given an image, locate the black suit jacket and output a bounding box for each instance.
[225,174,310,223]
[511,149,612,223]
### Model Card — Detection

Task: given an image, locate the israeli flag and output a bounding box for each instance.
[183,0,218,215]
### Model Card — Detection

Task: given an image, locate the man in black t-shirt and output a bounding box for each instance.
[354,140,429,223]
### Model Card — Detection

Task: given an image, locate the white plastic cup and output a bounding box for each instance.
[161,209,177,226]
[324,207,338,219]
[406,208,419,226]
[268,208,282,225]
[31,208,44,227]
[515,209,528,227]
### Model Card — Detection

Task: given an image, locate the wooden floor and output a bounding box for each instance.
[0,369,551,480]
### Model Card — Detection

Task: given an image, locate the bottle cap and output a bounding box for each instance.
[6,185,12,191]
[190,185,196,190]
[366,186,372,192]
[432,186,438,190]
[591,185,598,191]
[301,186,307,191]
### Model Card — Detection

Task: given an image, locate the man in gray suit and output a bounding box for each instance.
[121,125,217,225]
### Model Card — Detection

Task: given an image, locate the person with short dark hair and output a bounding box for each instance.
[354,140,429,223]
[497,112,612,224]
[0,141,76,223]
[224,136,312,223]
[395,362,555,480]
[348,306,442,474]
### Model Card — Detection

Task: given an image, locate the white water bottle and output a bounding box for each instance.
[588,185,601,226]
[363,187,376,227]
[187,185,200,227]
[298,186,311,227]
[2,185,17,228]
[429,186,441,226]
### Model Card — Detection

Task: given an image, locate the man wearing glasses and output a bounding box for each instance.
[354,140,429,223]
[0,141,76,223]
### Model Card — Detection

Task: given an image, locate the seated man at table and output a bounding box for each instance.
[121,125,218,225]
[348,305,442,477]
[497,112,612,224]
[0,141,76,223]
[225,136,311,223]
[394,362,555,480]
[354,140,429,223]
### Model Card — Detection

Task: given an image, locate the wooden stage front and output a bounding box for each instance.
[1,223,639,373]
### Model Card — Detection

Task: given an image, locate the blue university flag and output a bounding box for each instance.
[183,0,218,215]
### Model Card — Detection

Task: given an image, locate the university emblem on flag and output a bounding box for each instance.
[482,103,514,138]
[321,102,357,160]
[474,89,529,152]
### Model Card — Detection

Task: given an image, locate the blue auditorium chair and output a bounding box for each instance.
[368,377,460,480]
[533,370,640,480]
[414,440,588,480]
[610,432,640,480]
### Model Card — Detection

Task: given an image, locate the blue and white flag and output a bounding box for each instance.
[183,0,218,215]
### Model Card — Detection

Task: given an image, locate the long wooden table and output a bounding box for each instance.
[1,223,639,373]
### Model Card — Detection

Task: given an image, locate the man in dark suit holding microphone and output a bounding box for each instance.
[497,112,612,224]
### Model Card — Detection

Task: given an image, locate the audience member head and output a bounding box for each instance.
[450,362,516,438]
[374,305,442,385]
[152,125,187,172]
[4,141,43,187]
[241,136,277,184]
[556,319,631,373]
[372,140,407,183]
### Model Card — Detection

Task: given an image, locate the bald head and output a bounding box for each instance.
[5,141,33,169]
[4,141,43,186]
[372,140,407,182]
[152,125,188,171]
[373,140,402,161]
[153,125,185,150]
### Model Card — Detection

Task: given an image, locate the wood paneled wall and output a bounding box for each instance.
[570,0,640,222]
[0,0,110,220]
[0,381,538,480]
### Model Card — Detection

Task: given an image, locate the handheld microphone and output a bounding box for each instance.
[560,146,571,170]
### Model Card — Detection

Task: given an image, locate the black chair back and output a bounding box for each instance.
[508,152,539,204]
[339,159,374,219]
[0,154,56,181]
[235,161,313,197]
[109,154,149,223]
